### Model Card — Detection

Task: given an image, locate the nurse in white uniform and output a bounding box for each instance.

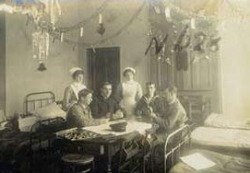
[62,67,86,111]
[115,67,143,118]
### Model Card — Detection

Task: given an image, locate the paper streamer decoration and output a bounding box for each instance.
[99,13,103,24]
[32,31,49,60]
[80,27,84,37]
[165,7,171,20]
[190,18,196,29]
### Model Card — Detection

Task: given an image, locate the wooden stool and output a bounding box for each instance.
[61,154,95,173]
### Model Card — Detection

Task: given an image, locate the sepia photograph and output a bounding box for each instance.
[0,0,250,172]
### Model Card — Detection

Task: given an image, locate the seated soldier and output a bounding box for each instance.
[67,89,108,128]
[149,85,188,171]
[135,82,161,122]
[150,85,188,140]
[90,82,123,120]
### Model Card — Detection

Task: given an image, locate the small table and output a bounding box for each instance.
[56,121,152,173]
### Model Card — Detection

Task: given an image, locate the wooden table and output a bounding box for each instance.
[56,121,152,173]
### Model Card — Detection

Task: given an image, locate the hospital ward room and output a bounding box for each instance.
[1,0,250,172]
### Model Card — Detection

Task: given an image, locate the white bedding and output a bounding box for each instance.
[191,127,250,150]
[18,116,38,132]
[204,113,250,130]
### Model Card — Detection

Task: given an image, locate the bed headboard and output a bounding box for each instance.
[23,91,55,116]
[164,125,191,173]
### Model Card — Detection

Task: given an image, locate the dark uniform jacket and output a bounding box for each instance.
[67,103,105,128]
[90,94,121,119]
[135,95,162,122]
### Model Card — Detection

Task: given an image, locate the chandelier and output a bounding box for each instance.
[0,0,61,71]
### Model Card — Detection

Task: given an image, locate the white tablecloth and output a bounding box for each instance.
[84,120,152,136]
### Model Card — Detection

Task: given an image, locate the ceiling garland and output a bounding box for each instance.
[1,0,250,70]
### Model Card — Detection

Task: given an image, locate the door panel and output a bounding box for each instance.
[87,47,120,93]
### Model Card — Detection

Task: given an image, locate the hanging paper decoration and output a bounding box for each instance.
[146,30,153,36]
[191,56,200,64]
[174,25,190,52]
[154,6,161,14]
[97,13,105,35]
[0,0,46,23]
[55,0,62,16]
[208,37,221,52]
[190,18,196,29]
[97,23,106,35]
[221,21,226,31]
[15,0,23,5]
[92,46,96,54]
[37,61,47,71]
[157,43,166,62]
[145,33,168,55]
[205,55,210,60]
[193,32,207,53]
[32,30,49,60]
[32,30,49,71]
[60,32,64,42]
[176,47,189,70]
[0,4,14,13]
[0,0,62,33]
[80,27,84,37]
[99,13,103,24]
[36,0,62,28]
[165,57,171,65]
[164,7,171,20]
[174,25,190,71]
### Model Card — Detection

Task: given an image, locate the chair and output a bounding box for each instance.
[61,153,95,173]
[117,132,144,173]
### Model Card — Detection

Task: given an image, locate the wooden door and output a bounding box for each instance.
[87,47,120,93]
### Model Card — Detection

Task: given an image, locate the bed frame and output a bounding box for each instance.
[22,91,66,173]
[0,91,65,172]
[164,125,191,173]
[23,91,55,116]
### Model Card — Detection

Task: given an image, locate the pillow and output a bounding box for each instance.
[18,116,38,132]
[0,109,6,122]
[204,113,250,130]
[33,102,66,120]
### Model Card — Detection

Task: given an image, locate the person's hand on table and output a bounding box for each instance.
[105,112,112,119]
[100,118,110,124]
[136,115,143,120]
[115,109,124,118]
[147,106,156,119]
[150,112,157,119]
[110,110,124,120]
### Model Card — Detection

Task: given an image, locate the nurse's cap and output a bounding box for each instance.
[123,67,136,75]
[69,67,83,75]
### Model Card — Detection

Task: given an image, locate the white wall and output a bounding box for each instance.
[220,17,250,119]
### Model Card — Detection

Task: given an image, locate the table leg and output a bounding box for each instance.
[107,144,112,173]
